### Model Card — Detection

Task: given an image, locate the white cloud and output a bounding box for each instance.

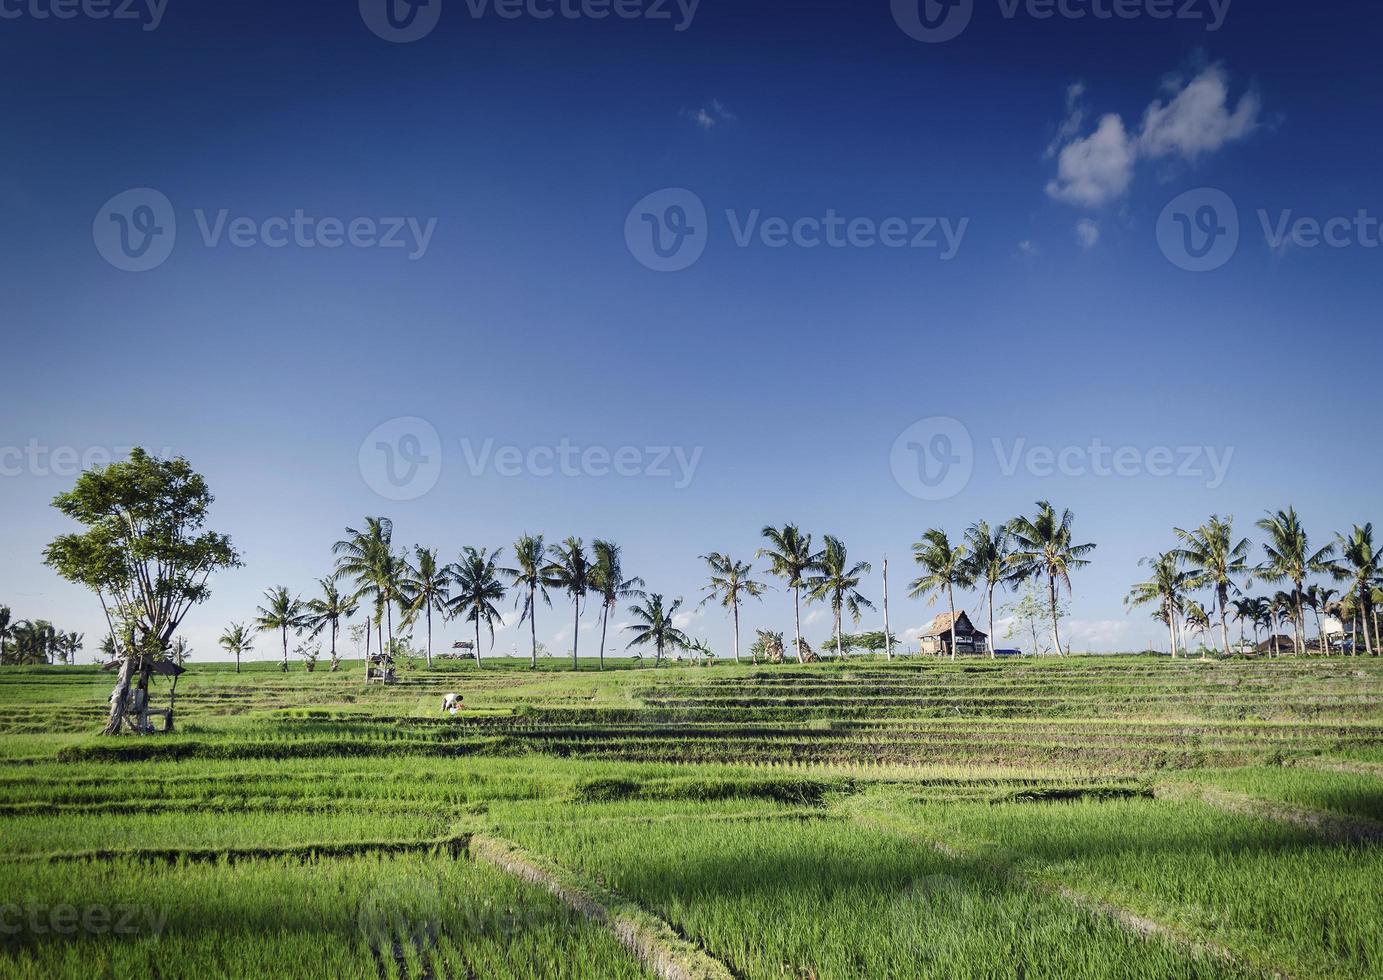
[1075,218,1100,249]
[1046,114,1136,207]
[1045,66,1259,209]
[1017,239,1040,256]
[685,99,735,131]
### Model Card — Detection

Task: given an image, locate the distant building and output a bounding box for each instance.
[1255,635,1295,656]
[918,611,988,656]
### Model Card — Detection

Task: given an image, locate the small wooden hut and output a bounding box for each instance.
[918,611,988,657]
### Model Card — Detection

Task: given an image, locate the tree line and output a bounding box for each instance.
[0,607,83,666]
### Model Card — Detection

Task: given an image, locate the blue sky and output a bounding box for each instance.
[2,0,1381,661]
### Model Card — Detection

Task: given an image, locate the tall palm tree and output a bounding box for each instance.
[333,517,396,655]
[1269,590,1297,655]
[447,546,507,669]
[1183,601,1212,656]
[623,593,690,667]
[545,537,592,670]
[1304,584,1337,656]
[803,535,873,660]
[909,528,973,660]
[964,520,1018,658]
[1126,552,1192,658]
[589,540,645,671]
[305,577,357,672]
[698,552,767,664]
[399,547,449,668]
[506,533,553,669]
[1008,502,1096,658]
[218,622,253,673]
[1231,597,1257,652]
[1173,515,1251,659]
[1334,524,1382,656]
[757,524,822,665]
[255,586,307,672]
[1255,507,1336,657]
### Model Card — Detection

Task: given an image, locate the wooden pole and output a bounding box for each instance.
[882,557,893,661]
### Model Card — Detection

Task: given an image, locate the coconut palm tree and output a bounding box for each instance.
[589,540,644,671]
[1268,590,1297,655]
[1183,601,1212,656]
[1173,515,1251,659]
[698,552,767,665]
[333,517,396,655]
[1304,584,1338,655]
[757,525,822,665]
[447,546,507,668]
[909,528,973,660]
[1007,502,1096,658]
[398,547,448,668]
[623,593,689,667]
[803,536,873,660]
[169,636,192,666]
[964,521,1019,658]
[1255,507,1336,657]
[305,577,357,672]
[1126,552,1193,658]
[544,537,592,670]
[254,586,307,672]
[1231,597,1258,653]
[506,533,554,669]
[218,622,253,673]
[1334,524,1382,656]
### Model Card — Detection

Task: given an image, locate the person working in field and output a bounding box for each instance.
[441,692,463,714]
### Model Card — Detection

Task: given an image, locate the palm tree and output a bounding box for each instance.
[255,586,307,672]
[305,577,357,672]
[333,517,396,657]
[757,524,822,665]
[803,535,873,660]
[447,546,507,669]
[1173,515,1251,659]
[590,540,645,671]
[1231,597,1257,652]
[1255,507,1336,657]
[623,593,690,667]
[964,521,1018,658]
[1126,552,1192,658]
[545,537,592,670]
[1183,601,1212,656]
[1334,524,1382,656]
[1269,590,1297,655]
[1007,502,1096,658]
[169,636,192,666]
[698,552,767,664]
[218,622,253,673]
[506,534,554,669]
[399,547,448,667]
[909,528,973,660]
[1304,584,1338,655]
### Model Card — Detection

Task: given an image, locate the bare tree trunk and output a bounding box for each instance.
[475,617,484,669]
[987,584,996,659]
[1312,607,1325,657]
[1293,585,1305,657]
[103,655,136,735]
[425,604,433,668]
[364,614,372,680]
[529,589,538,668]
[329,619,339,672]
[571,596,580,670]
[1048,576,1065,657]
[732,600,741,664]
[1167,599,1178,658]
[281,626,289,672]
[947,585,958,661]
[599,604,608,671]
[792,587,804,664]
[835,605,843,660]
[1217,587,1231,659]
[882,558,893,661]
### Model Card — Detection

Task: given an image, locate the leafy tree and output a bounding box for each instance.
[804,535,873,660]
[1001,580,1063,656]
[909,528,973,660]
[1126,551,1193,658]
[1334,523,1381,656]
[1173,515,1251,659]
[590,540,644,671]
[169,636,192,666]
[1008,501,1096,658]
[255,586,308,672]
[1256,507,1336,656]
[544,537,592,670]
[964,520,1019,658]
[697,552,766,665]
[757,525,822,665]
[218,622,253,673]
[398,547,448,668]
[624,593,689,667]
[44,448,240,734]
[505,533,555,669]
[306,576,357,672]
[447,546,507,669]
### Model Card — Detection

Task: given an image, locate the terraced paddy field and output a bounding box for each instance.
[2,655,1381,979]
